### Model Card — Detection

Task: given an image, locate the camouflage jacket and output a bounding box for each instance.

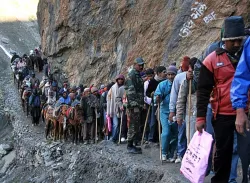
[124,68,144,109]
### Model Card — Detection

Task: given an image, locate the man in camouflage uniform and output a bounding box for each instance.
[124,57,144,154]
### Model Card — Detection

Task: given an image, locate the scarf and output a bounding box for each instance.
[154,75,165,82]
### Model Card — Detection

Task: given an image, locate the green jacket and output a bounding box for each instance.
[124,68,144,109]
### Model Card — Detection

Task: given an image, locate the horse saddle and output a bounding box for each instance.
[66,107,74,119]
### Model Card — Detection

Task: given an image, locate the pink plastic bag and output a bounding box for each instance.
[180,131,213,183]
[106,115,112,132]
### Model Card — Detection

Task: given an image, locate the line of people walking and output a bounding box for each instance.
[10,16,250,183]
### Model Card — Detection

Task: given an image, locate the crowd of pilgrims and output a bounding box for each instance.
[8,16,250,183]
[10,47,190,159]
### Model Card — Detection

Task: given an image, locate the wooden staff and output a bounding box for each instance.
[141,105,151,147]
[118,111,124,145]
[157,103,162,163]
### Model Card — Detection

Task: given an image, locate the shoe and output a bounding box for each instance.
[127,146,142,154]
[162,154,167,161]
[121,137,126,142]
[169,158,176,163]
[175,157,182,163]
[135,146,142,151]
[83,141,88,145]
[90,140,95,144]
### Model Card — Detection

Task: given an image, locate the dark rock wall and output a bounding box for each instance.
[37,0,250,86]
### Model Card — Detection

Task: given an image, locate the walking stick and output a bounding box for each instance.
[95,108,98,144]
[157,103,162,163]
[187,80,192,145]
[141,105,151,147]
[118,111,124,145]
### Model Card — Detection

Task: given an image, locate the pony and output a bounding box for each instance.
[43,105,57,140]
[57,104,69,141]
[66,103,84,144]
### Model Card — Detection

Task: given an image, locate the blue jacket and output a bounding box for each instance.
[58,96,71,105]
[154,79,172,114]
[231,37,250,109]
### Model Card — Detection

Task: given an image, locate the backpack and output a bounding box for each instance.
[33,96,41,107]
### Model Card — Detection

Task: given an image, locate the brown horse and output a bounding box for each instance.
[43,105,58,140]
[22,88,32,116]
[66,104,84,144]
[57,104,69,141]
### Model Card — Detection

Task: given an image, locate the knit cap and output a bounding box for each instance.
[167,65,177,75]
[181,56,190,71]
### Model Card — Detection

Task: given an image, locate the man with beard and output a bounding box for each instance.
[124,57,144,154]
[196,16,246,182]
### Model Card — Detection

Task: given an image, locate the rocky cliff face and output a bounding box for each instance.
[37,0,250,86]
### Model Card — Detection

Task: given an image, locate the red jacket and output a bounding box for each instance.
[196,48,247,123]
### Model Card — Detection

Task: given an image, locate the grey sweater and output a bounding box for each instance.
[169,72,187,113]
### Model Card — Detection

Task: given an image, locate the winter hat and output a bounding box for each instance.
[181,56,190,71]
[84,88,90,92]
[156,66,167,74]
[222,16,245,41]
[145,68,154,75]
[91,86,98,93]
[115,74,125,81]
[167,66,177,75]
